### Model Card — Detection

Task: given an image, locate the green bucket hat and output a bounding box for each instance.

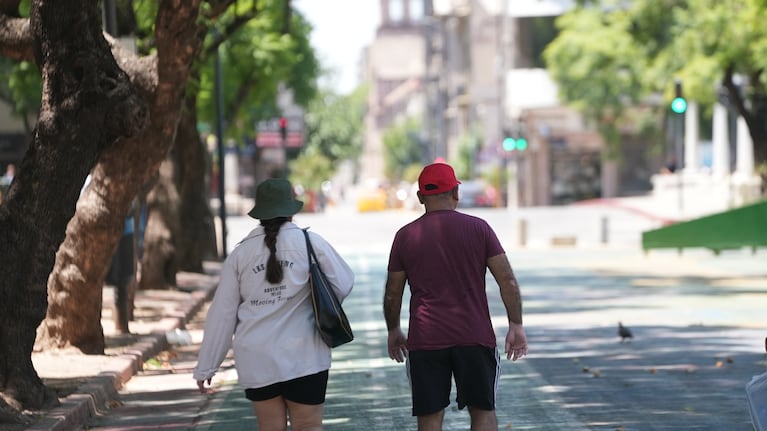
[247,179,304,220]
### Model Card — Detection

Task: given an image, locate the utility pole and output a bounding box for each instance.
[497,0,513,207]
[422,4,438,163]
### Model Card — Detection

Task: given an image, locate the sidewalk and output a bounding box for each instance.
[26,263,221,431]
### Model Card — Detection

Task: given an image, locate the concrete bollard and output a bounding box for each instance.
[518,219,527,247]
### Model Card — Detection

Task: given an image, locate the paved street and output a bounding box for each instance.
[79,204,766,430]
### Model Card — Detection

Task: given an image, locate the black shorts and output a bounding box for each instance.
[244,370,329,405]
[407,345,500,416]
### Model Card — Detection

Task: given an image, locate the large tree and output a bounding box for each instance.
[0,0,148,419]
[37,0,320,357]
[35,0,205,356]
[545,0,767,169]
[0,2,322,419]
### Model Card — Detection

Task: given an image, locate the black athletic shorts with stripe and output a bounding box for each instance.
[407,345,500,416]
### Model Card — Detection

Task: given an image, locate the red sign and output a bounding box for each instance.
[256,116,304,148]
[256,131,303,148]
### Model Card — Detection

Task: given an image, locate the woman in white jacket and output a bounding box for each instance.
[194,178,354,431]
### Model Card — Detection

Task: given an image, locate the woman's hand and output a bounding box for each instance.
[197,378,212,393]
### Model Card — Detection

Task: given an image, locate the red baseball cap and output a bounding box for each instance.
[418,163,461,195]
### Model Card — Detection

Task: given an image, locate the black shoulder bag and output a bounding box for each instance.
[303,229,354,348]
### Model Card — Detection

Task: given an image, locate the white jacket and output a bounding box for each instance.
[193,222,354,389]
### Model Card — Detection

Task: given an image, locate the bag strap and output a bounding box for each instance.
[302,228,318,265]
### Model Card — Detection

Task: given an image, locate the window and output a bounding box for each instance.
[389,0,404,23]
[409,0,424,22]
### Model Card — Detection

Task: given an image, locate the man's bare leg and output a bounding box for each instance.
[468,407,498,431]
[417,409,445,431]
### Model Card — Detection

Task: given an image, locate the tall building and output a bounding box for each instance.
[360,0,428,185]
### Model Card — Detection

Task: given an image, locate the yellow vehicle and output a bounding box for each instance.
[356,186,387,212]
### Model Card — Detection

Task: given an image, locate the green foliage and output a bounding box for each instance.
[382,117,423,182]
[127,0,158,54]
[402,164,422,184]
[289,148,334,192]
[451,128,482,180]
[0,58,41,128]
[544,4,645,132]
[0,0,319,144]
[287,83,366,190]
[194,1,320,144]
[301,84,366,163]
[8,62,42,118]
[544,0,767,164]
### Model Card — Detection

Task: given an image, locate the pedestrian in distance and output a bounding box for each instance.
[0,163,15,197]
[383,162,528,431]
[194,178,354,431]
[1,163,15,184]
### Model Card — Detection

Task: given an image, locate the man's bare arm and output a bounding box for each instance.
[383,270,407,330]
[383,271,409,362]
[487,254,522,325]
[488,253,528,360]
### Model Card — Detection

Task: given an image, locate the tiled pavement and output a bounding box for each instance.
[194,250,764,431]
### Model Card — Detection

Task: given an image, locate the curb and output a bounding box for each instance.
[28,278,218,431]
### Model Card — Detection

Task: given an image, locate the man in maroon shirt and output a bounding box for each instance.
[383,162,528,431]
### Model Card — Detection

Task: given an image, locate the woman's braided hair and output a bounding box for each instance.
[261,217,290,284]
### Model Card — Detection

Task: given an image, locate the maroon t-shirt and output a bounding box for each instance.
[387,209,505,350]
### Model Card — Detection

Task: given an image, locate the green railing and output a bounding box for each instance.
[642,199,767,254]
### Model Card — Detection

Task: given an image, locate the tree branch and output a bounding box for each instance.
[203,2,259,58]
[0,14,34,62]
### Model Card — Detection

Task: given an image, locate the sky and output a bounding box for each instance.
[294,0,380,95]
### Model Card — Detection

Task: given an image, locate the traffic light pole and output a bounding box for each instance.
[675,110,684,213]
[671,79,686,214]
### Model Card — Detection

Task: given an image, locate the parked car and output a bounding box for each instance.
[457,179,495,208]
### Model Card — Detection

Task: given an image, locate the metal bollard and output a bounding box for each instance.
[600,216,608,244]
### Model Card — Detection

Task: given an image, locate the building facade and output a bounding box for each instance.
[364,0,613,205]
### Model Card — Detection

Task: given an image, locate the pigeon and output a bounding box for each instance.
[618,322,633,343]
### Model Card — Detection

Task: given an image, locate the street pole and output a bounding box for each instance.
[507,154,518,209]
[676,111,684,213]
[103,0,117,35]
[214,32,228,258]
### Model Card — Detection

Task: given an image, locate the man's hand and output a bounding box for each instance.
[387,328,408,362]
[505,323,528,361]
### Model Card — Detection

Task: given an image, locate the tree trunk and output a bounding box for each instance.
[139,158,180,290]
[38,0,204,353]
[176,96,218,271]
[138,82,217,287]
[0,0,147,412]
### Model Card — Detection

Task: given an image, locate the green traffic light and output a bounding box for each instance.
[503,137,516,151]
[671,97,687,114]
[516,138,528,151]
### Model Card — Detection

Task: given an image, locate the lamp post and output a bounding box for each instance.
[214,30,227,257]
